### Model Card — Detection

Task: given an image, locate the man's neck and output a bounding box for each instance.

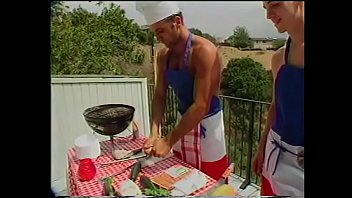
[288,18,304,45]
[169,27,190,56]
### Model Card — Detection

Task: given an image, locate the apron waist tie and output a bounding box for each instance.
[266,139,304,176]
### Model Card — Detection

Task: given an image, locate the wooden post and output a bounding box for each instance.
[150,33,158,85]
[153,49,158,85]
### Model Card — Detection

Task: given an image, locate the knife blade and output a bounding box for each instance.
[123,148,143,159]
[140,152,174,168]
[100,149,147,166]
[205,162,235,195]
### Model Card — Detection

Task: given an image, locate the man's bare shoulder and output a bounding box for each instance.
[157,47,169,60]
[156,47,170,69]
[193,35,216,49]
[273,47,285,59]
[271,47,285,70]
[192,35,217,59]
[270,47,286,78]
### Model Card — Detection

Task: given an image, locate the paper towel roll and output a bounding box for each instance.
[74,134,101,159]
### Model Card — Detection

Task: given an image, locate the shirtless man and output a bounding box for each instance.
[252,1,304,196]
[136,1,228,180]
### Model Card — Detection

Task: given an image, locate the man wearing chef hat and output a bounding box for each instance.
[137,1,229,180]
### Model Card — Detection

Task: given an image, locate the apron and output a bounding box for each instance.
[172,110,227,170]
[262,129,304,196]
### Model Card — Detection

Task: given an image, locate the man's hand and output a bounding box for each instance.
[150,137,172,158]
[252,148,265,176]
[143,135,158,155]
[297,150,304,169]
[252,137,267,176]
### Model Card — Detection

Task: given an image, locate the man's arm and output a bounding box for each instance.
[258,47,285,150]
[150,48,168,138]
[165,45,216,146]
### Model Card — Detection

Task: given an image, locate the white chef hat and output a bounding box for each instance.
[136,1,181,27]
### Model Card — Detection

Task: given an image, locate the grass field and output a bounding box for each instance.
[135,44,275,80]
[141,44,274,69]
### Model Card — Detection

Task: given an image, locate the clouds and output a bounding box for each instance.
[64,1,287,39]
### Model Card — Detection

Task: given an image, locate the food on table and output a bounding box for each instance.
[113,149,130,159]
[113,148,143,160]
[210,184,238,196]
[150,165,192,190]
[129,161,142,182]
[140,175,171,196]
[144,187,171,196]
[116,179,142,196]
[102,177,117,196]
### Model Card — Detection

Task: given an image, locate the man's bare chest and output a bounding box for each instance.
[167,54,194,71]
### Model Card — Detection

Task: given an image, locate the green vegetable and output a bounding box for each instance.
[144,188,171,196]
[140,175,156,189]
[130,162,142,182]
[140,175,171,196]
[102,177,117,196]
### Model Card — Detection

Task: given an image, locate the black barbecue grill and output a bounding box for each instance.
[83,104,135,158]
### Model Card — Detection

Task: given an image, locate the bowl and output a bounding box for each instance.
[83,104,135,136]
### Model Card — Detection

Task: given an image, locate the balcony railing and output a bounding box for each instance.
[147,84,271,188]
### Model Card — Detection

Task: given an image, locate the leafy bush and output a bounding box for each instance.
[51,2,146,75]
[222,57,272,102]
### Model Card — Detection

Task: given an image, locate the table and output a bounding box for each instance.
[67,136,217,196]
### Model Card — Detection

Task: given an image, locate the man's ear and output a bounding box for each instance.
[298,1,304,9]
[175,15,183,26]
[293,1,304,15]
[293,1,304,10]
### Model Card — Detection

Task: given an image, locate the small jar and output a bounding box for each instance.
[78,158,96,181]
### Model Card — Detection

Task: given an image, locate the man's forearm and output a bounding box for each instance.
[151,94,166,138]
[165,103,207,146]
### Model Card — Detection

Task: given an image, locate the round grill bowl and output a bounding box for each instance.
[83,104,135,136]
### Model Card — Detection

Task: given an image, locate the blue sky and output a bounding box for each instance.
[64,1,288,40]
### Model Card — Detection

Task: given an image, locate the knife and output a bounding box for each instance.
[100,148,147,166]
[123,148,143,159]
[205,162,235,195]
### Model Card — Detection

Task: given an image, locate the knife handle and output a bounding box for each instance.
[221,163,235,180]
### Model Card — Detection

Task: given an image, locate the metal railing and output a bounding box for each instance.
[147,84,271,188]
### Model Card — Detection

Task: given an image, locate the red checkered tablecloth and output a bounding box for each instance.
[67,136,217,196]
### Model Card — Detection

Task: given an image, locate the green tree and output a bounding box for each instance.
[51,2,145,75]
[188,28,216,44]
[225,26,253,49]
[138,29,156,45]
[221,57,272,184]
[202,33,216,44]
[51,1,66,17]
[189,28,203,36]
[272,39,286,50]
[222,57,272,101]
